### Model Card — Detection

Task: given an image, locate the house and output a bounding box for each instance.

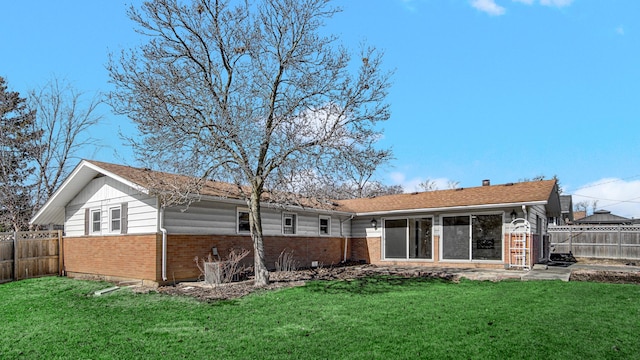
[573,210,587,221]
[560,195,574,224]
[573,209,633,225]
[31,160,562,285]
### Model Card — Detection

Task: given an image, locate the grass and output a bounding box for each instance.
[1,276,639,359]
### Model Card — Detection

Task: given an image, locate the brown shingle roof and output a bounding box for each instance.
[86,160,334,209]
[88,161,557,214]
[87,160,248,199]
[336,180,558,214]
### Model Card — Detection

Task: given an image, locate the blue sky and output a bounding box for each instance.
[2,0,640,217]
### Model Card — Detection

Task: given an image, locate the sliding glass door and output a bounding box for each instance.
[442,214,502,261]
[384,218,433,260]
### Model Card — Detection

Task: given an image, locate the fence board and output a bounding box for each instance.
[0,237,14,283]
[0,231,61,283]
[549,225,640,260]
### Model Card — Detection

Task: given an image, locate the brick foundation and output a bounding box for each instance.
[62,233,348,285]
[167,234,347,282]
[62,234,160,283]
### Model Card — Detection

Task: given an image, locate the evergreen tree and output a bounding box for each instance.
[0,77,40,231]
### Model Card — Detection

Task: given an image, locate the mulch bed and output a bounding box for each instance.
[152,264,640,302]
[155,265,458,302]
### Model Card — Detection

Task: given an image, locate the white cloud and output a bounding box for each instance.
[389,172,453,193]
[539,0,573,7]
[570,178,640,219]
[400,0,418,12]
[512,0,534,4]
[471,0,506,16]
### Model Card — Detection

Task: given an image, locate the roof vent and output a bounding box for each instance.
[482,179,490,186]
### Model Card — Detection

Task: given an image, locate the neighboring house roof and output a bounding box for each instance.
[337,180,560,215]
[560,195,572,214]
[573,210,587,220]
[573,210,632,225]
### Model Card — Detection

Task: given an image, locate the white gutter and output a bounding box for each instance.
[352,201,548,217]
[159,206,168,281]
[340,215,354,262]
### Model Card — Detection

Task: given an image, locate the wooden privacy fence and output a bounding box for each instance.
[0,231,62,283]
[548,225,640,260]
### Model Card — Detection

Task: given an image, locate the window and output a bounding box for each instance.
[283,213,297,234]
[319,216,331,235]
[110,206,121,233]
[442,214,502,261]
[91,209,101,234]
[383,218,433,260]
[237,208,250,233]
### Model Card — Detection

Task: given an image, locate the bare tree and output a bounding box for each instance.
[574,200,589,213]
[27,77,103,215]
[418,178,438,192]
[107,0,392,286]
[0,77,41,231]
[446,180,460,190]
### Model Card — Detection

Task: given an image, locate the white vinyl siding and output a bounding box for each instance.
[64,176,157,237]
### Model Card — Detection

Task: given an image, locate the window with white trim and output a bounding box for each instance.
[237,208,250,233]
[319,215,331,235]
[91,209,101,234]
[283,213,297,234]
[109,206,121,233]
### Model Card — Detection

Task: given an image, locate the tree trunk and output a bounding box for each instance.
[249,191,270,287]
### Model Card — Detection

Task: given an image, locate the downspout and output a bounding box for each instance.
[160,206,168,282]
[341,215,354,263]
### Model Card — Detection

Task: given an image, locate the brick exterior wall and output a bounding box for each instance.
[62,234,160,283]
[63,233,348,285]
[62,231,517,285]
[167,234,347,281]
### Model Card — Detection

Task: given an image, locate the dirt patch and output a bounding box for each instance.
[154,265,458,302]
[570,270,640,285]
[575,257,639,266]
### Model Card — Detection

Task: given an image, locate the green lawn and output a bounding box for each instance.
[1,276,639,359]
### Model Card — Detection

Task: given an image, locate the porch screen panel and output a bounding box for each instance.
[384,219,407,259]
[442,216,470,260]
[472,214,502,260]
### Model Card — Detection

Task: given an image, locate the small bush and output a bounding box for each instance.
[275,249,299,272]
[195,248,251,286]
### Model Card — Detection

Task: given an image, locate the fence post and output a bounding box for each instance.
[618,225,622,258]
[569,226,572,253]
[12,231,17,281]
